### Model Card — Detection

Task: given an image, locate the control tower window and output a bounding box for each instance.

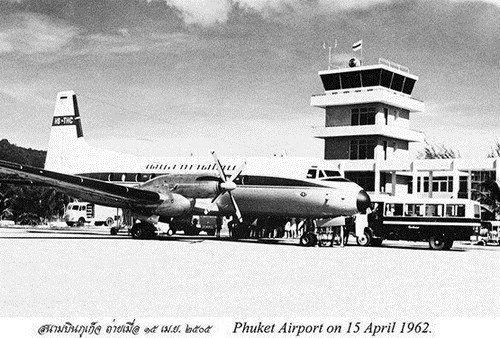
[380,69,393,88]
[351,107,375,126]
[340,71,361,89]
[361,69,381,87]
[349,140,375,160]
[320,73,341,91]
[402,78,416,95]
[391,73,404,92]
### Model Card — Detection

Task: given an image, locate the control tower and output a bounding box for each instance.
[311,58,425,193]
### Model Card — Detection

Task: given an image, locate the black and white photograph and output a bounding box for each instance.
[0,0,499,337]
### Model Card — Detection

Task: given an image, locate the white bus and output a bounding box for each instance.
[64,202,122,230]
[356,195,481,250]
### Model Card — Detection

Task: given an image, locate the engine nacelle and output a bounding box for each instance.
[154,193,193,217]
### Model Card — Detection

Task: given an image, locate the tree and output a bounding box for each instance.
[0,139,71,224]
[488,140,500,158]
[417,141,460,159]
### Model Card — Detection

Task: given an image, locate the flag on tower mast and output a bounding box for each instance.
[352,40,362,51]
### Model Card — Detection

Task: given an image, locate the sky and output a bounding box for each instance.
[0,0,499,159]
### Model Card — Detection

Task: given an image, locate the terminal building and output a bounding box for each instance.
[310,58,499,199]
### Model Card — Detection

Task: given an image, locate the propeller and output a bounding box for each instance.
[207,151,246,223]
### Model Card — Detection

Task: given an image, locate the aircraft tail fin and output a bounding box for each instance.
[44,91,87,173]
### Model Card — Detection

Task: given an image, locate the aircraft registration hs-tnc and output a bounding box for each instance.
[0,91,371,240]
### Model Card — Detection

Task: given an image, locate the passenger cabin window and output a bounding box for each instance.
[307,169,317,179]
[385,203,403,216]
[425,204,444,217]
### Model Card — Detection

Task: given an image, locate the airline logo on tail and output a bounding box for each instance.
[50,92,83,138]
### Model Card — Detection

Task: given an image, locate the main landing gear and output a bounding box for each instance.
[130,222,158,240]
[299,232,317,247]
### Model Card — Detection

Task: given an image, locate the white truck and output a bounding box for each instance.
[64,202,122,232]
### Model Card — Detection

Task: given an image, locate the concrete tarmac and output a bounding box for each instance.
[0,227,498,318]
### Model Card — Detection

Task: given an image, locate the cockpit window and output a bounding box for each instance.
[306,169,317,179]
[324,170,341,177]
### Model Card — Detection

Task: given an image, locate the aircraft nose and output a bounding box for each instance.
[356,190,371,213]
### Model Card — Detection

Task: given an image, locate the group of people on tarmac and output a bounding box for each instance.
[224,217,316,239]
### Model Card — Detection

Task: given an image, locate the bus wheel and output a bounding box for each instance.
[76,217,85,227]
[110,227,118,235]
[429,235,446,250]
[356,231,372,246]
[105,217,114,227]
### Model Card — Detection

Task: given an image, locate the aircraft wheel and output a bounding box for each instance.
[429,234,446,250]
[131,223,157,239]
[299,234,310,246]
[131,225,145,239]
[299,232,317,247]
[356,231,372,246]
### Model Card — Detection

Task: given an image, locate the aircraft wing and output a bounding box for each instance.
[0,160,162,209]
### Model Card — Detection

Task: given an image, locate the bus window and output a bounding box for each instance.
[446,204,465,217]
[72,205,79,210]
[385,203,403,216]
[405,203,423,216]
[474,204,480,218]
[307,169,317,179]
[425,204,444,217]
[79,205,85,211]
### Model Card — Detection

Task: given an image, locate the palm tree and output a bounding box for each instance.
[488,141,500,158]
[418,141,460,159]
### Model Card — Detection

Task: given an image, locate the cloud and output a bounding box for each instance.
[0,12,77,55]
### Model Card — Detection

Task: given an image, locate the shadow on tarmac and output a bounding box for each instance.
[1,228,491,252]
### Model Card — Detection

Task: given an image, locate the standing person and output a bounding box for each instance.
[296,218,305,237]
[215,216,222,238]
[284,219,292,238]
[227,217,234,238]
